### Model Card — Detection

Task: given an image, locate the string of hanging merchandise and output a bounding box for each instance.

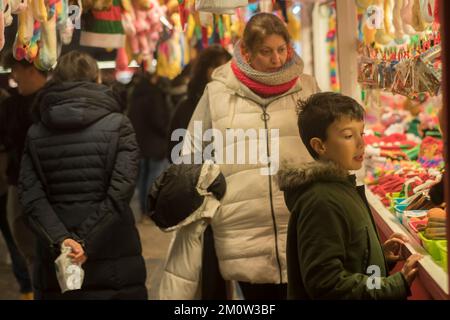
[361,31,441,62]
[326,3,339,92]
[357,31,441,99]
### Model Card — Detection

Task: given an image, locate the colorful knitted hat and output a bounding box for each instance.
[80,0,125,48]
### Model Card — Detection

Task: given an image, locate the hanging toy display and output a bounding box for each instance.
[115,45,134,83]
[259,0,272,13]
[13,4,35,61]
[56,0,76,45]
[198,10,212,48]
[81,0,113,11]
[357,38,441,98]
[177,0,188,31]
[392,0,406,44]
[327,3,339,92]
[34,1,58,71]
[80,0,125,48]
[6,0,80,68]
[356,0,441,99]
[118,0,165,71]
[156,5,190,79]
[10,0,28,14]
[194,0,247,15]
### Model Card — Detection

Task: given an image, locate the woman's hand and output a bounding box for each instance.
[63,238,87,265]
[383,233,409,263]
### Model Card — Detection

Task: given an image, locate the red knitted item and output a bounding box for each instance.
[231,61,298,98]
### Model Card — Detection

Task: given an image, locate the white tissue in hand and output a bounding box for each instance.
[55,244,85,293]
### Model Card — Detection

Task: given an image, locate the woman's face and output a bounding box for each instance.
[248,34,288,73]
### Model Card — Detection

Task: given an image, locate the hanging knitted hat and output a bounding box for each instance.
[82,0,113,11]
[80,0,125,48]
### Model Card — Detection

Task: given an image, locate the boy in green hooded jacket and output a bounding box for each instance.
[278,92,422,299]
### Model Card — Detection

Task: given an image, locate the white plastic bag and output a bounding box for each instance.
[54,244,85,293]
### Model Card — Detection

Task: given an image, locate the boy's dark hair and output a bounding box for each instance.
[297,92,365,159]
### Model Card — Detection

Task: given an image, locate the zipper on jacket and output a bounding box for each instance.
[261,107,283,284]
[233,91,288,283]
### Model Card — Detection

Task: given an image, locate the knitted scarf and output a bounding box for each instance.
[231,40,303,97]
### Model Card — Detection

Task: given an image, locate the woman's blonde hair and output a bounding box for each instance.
[242,13,290,54]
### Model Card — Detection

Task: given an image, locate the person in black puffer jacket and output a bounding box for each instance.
[18,51,147,300]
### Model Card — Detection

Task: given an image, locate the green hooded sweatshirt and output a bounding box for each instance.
[277,161,410,300]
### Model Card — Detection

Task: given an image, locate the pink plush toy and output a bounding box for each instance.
[127,0,164,59]
[121,0,136,36]
[146,0,164,53]
[134,7,150,55]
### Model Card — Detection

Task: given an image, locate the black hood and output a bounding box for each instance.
[35,81,121,130]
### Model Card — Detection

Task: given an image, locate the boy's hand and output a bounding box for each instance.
[63,239,87,265]
[383,233,409,262]
[401,254,423,285]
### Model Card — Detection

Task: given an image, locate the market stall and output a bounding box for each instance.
[335,0,449,299]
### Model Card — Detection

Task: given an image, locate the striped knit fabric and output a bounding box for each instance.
[80,0,125,48]
[231,61,298,98]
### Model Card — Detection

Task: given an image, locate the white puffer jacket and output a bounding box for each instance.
[181,61,319,284]
[159,161,223,299]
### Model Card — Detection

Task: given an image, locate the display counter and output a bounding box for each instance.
[366,189,448,300]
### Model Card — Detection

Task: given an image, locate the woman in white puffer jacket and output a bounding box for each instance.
[180,13,320,299]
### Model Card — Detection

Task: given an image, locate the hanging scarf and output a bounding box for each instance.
[231,40,303,97]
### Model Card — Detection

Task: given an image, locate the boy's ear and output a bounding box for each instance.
[310,137,326,156]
